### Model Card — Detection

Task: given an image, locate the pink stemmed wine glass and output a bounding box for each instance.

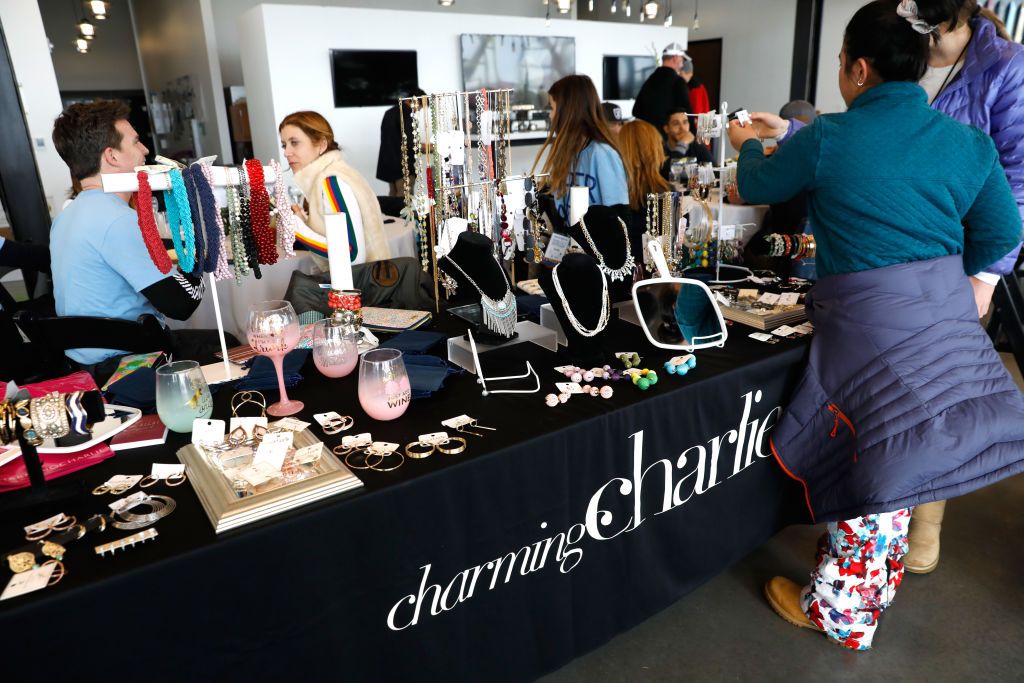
[247,300,304,416]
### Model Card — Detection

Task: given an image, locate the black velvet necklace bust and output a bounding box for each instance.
[563,205,635,303]
[440,232,518,341]
[539,253,610,365]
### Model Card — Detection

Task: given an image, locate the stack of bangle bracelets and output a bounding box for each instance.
[0,391,92,447]
[110,494,177,531]
[765,232,816,260]
[133,161,286,281]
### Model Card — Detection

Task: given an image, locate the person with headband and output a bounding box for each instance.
[727,0,1024,651]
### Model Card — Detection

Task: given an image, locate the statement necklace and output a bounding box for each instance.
[578,215,635,283]
[551,263,610,338]
[444,256,517,337]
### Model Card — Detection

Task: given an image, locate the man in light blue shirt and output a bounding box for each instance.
[50,101,220,374]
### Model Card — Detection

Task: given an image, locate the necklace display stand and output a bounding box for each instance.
[563,205,636,303]
[538,254,610,366]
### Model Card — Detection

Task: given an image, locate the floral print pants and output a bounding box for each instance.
[800,508,912,650]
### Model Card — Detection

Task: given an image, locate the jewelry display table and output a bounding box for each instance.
[0,315,809,681]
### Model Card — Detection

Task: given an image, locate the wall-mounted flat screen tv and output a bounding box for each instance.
[603,55,657,100]
[330,49,418,108]
[460,34,575,111]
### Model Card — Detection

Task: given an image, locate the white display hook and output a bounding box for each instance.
[102,161,277,193]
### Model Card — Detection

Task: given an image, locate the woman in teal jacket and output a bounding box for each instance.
[727,0,1024,651]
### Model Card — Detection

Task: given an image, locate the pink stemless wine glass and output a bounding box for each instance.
[358,348,411,421]
[312,319,359,378]
[247,300,304,416]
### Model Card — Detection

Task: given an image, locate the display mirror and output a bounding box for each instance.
[634,240,728,351]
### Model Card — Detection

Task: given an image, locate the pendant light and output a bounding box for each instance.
[644,1,659,20]
[437,0,455,6]
[693,0,700,29]
[74,37,89,53]
[625,0,632,17]
[664,0,673,26]
[89,1,108,20]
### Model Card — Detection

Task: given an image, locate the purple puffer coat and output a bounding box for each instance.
[932,17,1024,275]
[770,255,1024,523]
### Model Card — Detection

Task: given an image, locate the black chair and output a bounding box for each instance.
[14,311,173,379]
[986,271,1024,376]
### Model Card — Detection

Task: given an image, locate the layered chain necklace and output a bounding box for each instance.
[551,263,610,337]
[578,215,635,282]
[444,256,517,337]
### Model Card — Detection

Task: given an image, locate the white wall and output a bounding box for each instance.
[815,0,862,115]
[130,0,231,162]
[0,0,73,216]
[214,0,561,87]
[241,4,689,194]
[38,0,144,92]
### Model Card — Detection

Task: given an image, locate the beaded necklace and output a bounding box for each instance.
[269,159,297,257]
[198,163,232,280]
[244,159,277,265]
[181,168,207,275]
[551,263,610,337]
[226,178,249,285]
[185,164,222,274]
[165,169,196,273]
[133,171,172,274]
[238,162,262,279]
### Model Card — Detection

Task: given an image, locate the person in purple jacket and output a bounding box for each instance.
[901,0,1024,575]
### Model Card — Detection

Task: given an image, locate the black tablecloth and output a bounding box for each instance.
[0,316,810,681]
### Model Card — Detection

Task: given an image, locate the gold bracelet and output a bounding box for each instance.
[30,392,69,440]
[436,437,467,456]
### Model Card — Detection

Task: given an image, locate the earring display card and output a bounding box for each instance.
[1,564,57,601]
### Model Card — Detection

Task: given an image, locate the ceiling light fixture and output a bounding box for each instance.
[664,0,673,25]
[78,20,94,37]
[556,0,572,13]
[589,0,594,10]
[89,0,108,19]
[644,1,659,19]
[437,0,454,5]
[75,37,89,53]
[625,0,632,16]
[693,0,700,29]
[610,0,617,14]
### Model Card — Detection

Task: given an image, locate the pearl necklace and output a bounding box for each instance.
[444,256,517,338]
[551,263,610,337]
[578,215,636,283]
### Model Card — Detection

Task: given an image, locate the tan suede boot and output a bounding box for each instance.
[764,577,820,630]
[903,500,946,574]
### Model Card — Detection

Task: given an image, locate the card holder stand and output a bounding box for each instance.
[539,304,567,347]
[447,321,557,374]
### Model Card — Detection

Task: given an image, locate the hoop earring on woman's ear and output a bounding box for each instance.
[857,79,865,87]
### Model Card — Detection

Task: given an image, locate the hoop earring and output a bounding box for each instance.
[857,80,865,87]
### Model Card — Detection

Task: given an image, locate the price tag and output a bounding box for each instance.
[369,442,400,454]
[342,433,373,449]
[542,233,571,265]
[1,564,57,601]
[192,419,225,446]
[438,129,466,166]
[102,474,143,489]
[738,288,759,300]
[417,432,449,445]
[719,224,737,241]
[749,332,778,343]
[254,432,293,472]
[238,461,279,487]
[292,443,324,465]
[150,463,185,479]
[109,491,149,513]
[793,323,814,334]
[772,325,797,337]
[668,354,695,366]
[758,292,781,305]
[24,513,67,535]
[313,412,344,428]
[555,382,584,395]
[778,292,801,306]
[441,415,475,429]
[273,417,311,432]
[229,417,268,436]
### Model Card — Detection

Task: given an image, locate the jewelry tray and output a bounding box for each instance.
[177,428,364,533]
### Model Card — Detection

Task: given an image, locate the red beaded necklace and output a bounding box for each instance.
[244,159,277,265]
[134,171,172,274]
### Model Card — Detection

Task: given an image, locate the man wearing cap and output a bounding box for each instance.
[632,43,692,134]
[601,101,626,136]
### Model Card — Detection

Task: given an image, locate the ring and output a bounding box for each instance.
[405,441,435,459]
[139,475,159,488]
[91,484,110,496]
[165,472,187,487]
[436,437,467,456]
[231,390,267,418]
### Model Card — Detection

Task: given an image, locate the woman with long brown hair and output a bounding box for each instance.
[531,75,628,223]
[617,120,671,211]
